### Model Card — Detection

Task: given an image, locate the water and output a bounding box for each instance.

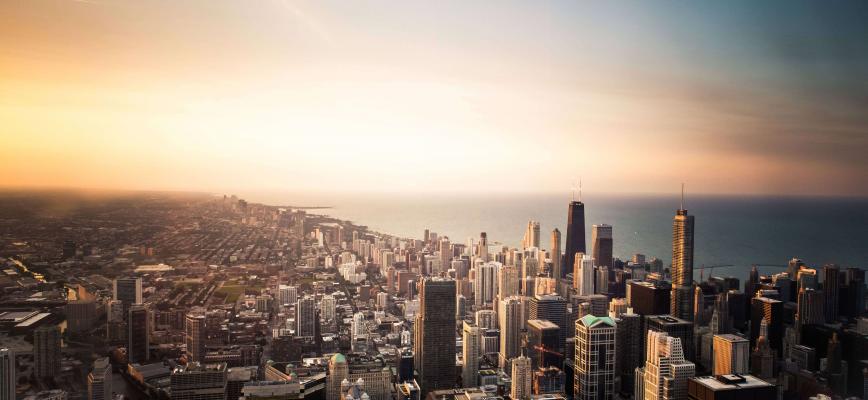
[244,191,868,284]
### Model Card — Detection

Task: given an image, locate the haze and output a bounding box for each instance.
[1,0,867,196]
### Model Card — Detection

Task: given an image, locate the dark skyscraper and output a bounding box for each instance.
[670,189,695,321]
[822,264,840,323]
[414,278,456,396]
[564,200,586,279]
[750,296,783,356]
[591,224,613,269]
[528,294,568,353]
[128,304,150,364]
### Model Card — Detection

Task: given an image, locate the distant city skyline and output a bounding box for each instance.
[1,1,867,196]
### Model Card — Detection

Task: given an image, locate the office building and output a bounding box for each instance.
[414,278,456,395]
[749,297,783,356]
[88,357,112,400]
[574,315,616,400]
[128,304,150,364]
[113,277,142,315]
[297,296,317,339]
[326,353,391,400]
[551,229,562,283]
[527,319,561,369]
[186,313,206,363]
[462,321,481,387]
[646,315,695,363]
[499,296,525,368]
[686,375,776,400]
[615,312,642,397]
[564,200,586,280]
[170,362,227,400]
[822,265,840,323]
[0,348,14,400]
[523,220,541,250]
[278,285,298,306]
[573,253,594,296]
[671,196,695,321]
[712,334,749,375]
[34,325,61,378]
[628,281,671,316]
[796,288,824,326]
[528,294,568,352]
[591,224,613,269]
[474,261,500,307]
[641,330,696,400]
[321,295,337,322]
[511,356,532,400]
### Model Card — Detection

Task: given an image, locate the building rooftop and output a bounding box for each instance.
[527,319,559,330]
[691,374,774,391]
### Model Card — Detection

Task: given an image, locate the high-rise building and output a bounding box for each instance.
[628,281,672,316]
[474,261,500,307]
[321,294,337,322]
[88,357,112,400]
[591,224,613,269]
[527,319,561,369]
[0,348,15,400]
[34,325,61,378]
[574,315,616,400]
[528,294,568,353]
[641,330,696,400]
[523,221,541,250]
[712,334,749,375]
[573,253,594,296]
[614,312,642,397]
[128,304,149,363]
[564,200,586,280]
[497,266,520,301]
[278,285,298,306]
[414,278,456,395]
[646,315,695,363]
[796,287,824,326]
[462,321,481,387]
[511,356,532,400]
[670,195,695,321]
[749,297,783,356]
[499,296,525,368]
[113,277,142,315]
[186,313,206,364]
[66,285,97,334]
[749,319,774,379]
[475,310,497,329]
[170,362,228,400]
[822,264,840,323]
[296,296,317,339]
[551,229,562,283]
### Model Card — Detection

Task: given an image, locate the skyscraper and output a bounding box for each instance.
[528,294,568,353]
[646,315,695,363]
[641,330,696,400]
[712,334,749,375]
[527,319,561,369]
[186,313,206,364]
[499,296,525,368]
[574,253,595,296]
[574,315,616,400]
[127,304,150,363]
[551,229,562,283]
[113,276,142,315]
[564,200,586,280]
[0,348,14,400]
[591,224,613,269]
[414,278,456,395]
[822,264,840,323]
[462,321,481,387]
[474,261,500,307]
[34,325,61,378]
[296,296,317,339]
[88,357,112,400]
[749,296,783,356]
[523,220,541,250]
[796,287,824,326]
[511,355,532,400]
[670,193,695,321]
[170,362,228,400]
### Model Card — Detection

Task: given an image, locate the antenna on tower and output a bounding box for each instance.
[680,183,685,210]
[579,178,583,202]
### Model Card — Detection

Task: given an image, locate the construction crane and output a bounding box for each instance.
[696,264,734,281]
[533,344,563,358]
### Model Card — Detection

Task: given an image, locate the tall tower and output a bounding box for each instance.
[712,334,749,375]
[127,304,149,363]
[88,357,112,400]
[0,348,14,400]
[573,253,595,296]
[574,315,616,400]
[564,200,586,280]
[474,261,500,307]
[296,296,317,339]
[34,325,61,378]
[641,330,695,400]
[511,355,532,400]
[528,294,568,353]
[591,224,613,269]
[822,264,840,323]
[185,313,206,363]
[796,287,824,326]
[499,296,525,368]
[462,322,481,387]
[415,278,457,395]
[670,187,695,321]
[551,229,562,282]
[523,221,541,250]
[113,276,142,315]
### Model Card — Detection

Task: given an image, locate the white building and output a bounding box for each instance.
[573,253,595,296]
[510,355,532,400]
[574,315,616,400]
[641,330,695,400]
[462,322,481,387]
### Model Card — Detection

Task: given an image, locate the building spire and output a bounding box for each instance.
[579,178,582,202]
[680,183,685,210]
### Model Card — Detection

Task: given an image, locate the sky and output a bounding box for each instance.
[1,0,867,196]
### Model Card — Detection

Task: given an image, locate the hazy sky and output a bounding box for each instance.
[2,0,866,196]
